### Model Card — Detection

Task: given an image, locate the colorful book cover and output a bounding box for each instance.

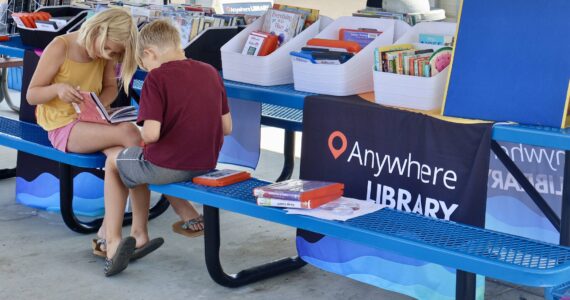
[253,179,344,201]
[192,169,251,186]
[376,44,414,72]
[261,8,301,45]
[273,4,319,30]
[256,190,343,209]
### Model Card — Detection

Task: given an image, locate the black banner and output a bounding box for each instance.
[300,95,493,227]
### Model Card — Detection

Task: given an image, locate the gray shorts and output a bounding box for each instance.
[116,146,208,189]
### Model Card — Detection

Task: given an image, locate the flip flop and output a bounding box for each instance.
[130,237,164,261]
[104,236,136,277]
[93,237,164,261]
[172,215,204,238]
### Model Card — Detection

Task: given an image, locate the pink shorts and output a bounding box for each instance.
[47,120,79,152]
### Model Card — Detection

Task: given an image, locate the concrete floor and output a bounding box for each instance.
[0,92,544,299]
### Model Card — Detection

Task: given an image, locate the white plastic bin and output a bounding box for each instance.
[221,14,333,86]
[291,17,410,96]
[374,22,456,111]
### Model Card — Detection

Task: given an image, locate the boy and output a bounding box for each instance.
[102,19,232,276]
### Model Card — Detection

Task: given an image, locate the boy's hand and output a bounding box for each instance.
[56,83,83,103]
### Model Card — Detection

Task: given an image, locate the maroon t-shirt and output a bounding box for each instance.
[137,59,229,170]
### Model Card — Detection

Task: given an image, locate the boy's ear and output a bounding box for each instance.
[143,48,156,60]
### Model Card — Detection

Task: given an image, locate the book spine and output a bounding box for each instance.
[257,198,310,209]
[253,189,301,200]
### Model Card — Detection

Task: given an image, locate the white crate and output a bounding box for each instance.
[221,15,333,86]
[374,67,450,111]
[374,22,456,111]
[291,17,410,96]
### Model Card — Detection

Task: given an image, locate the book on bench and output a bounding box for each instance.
[253,179,344,201]
[256,190,343,209]
[192,169,251,187]
[73,92,138,124]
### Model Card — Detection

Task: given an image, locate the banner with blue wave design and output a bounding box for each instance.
[487,142,562,244]
[299,95,492,299]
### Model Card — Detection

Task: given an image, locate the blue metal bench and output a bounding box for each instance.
[149,178,570,299]
[0,116,169,233]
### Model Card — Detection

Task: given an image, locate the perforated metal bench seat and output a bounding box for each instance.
[150,178,570,290]
[0,116,169,233]
[0,116,105,168]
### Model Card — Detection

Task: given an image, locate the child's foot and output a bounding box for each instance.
[104,237,136,277]
[172,215,204,238]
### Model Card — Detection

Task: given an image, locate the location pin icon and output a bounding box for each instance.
[328,131,347,159]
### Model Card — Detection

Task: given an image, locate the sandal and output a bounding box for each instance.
[172,215,204,238]
[92,237,164,261]
[104,237,136,277]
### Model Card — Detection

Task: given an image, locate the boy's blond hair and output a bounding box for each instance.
[77,8,138,93]
[136,19,182,68]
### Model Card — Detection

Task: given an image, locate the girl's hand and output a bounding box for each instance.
[56,84,83,103]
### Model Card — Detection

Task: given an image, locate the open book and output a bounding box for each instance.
[73,92,138,124]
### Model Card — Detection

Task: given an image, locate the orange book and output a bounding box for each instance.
[306,38,361,53]
[257,190,343,209]
[192,170,251,187]
[253,179,344,201]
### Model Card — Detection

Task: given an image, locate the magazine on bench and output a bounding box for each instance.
[73,92,138,124]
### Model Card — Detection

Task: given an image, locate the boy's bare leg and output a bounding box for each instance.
[166,196,204,231]
[102,147,129,259]
[129,185,151,248]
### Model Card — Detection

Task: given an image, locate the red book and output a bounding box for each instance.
[193,169,251,187]
[256,190,343,209]
[73,92,137,124]
[253,179,344,201]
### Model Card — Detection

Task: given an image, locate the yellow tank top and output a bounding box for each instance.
[36,36,107,131]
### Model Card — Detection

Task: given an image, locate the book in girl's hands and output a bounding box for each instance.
[73,92,138,124]
[253,179,344,201]
[192,169,251,186]
[256,190,343,209]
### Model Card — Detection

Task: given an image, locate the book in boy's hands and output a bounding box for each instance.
[256,190,343,209]
[192,169,251,187]
[253,179,344,201]
[73,92,138,124]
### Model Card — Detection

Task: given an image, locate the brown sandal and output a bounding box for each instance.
[172,215,204,238]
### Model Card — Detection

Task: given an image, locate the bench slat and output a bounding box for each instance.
[149,178,570,288]
[0,117,105,168]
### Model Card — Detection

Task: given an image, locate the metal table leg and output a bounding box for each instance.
[560,150,570,246]
[0,167,16,179]
[0,66,18,112]
[58,163,170,234]
[276,130,295,182]
[456,270,476,300]
[203,205,306,287]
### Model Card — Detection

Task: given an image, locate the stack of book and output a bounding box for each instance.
[291,27,383,65]
[353,8,446,26]
[374,39,453,77]
[254,179,344,209]
[242,4,319,57]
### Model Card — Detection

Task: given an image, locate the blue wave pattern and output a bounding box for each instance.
[297,236,484,300]
[486,196,559,244]
[15,172,104,217]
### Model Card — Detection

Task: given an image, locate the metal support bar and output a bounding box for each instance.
[58,163,170,234]
[203,205,306,288]
[0,66,18,112]
[560,150,570,246]
[0,167,16,179]
[456,270,476,300]
[491,141,561,231]
[276,130,295,182]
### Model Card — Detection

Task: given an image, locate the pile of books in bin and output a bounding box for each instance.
[241,4,319,57]
[291,27,383,65]
[254,179,344,209]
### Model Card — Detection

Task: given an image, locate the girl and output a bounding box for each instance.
[27,8,150,276]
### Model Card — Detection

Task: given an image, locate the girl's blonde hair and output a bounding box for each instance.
[77,8,137,93]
